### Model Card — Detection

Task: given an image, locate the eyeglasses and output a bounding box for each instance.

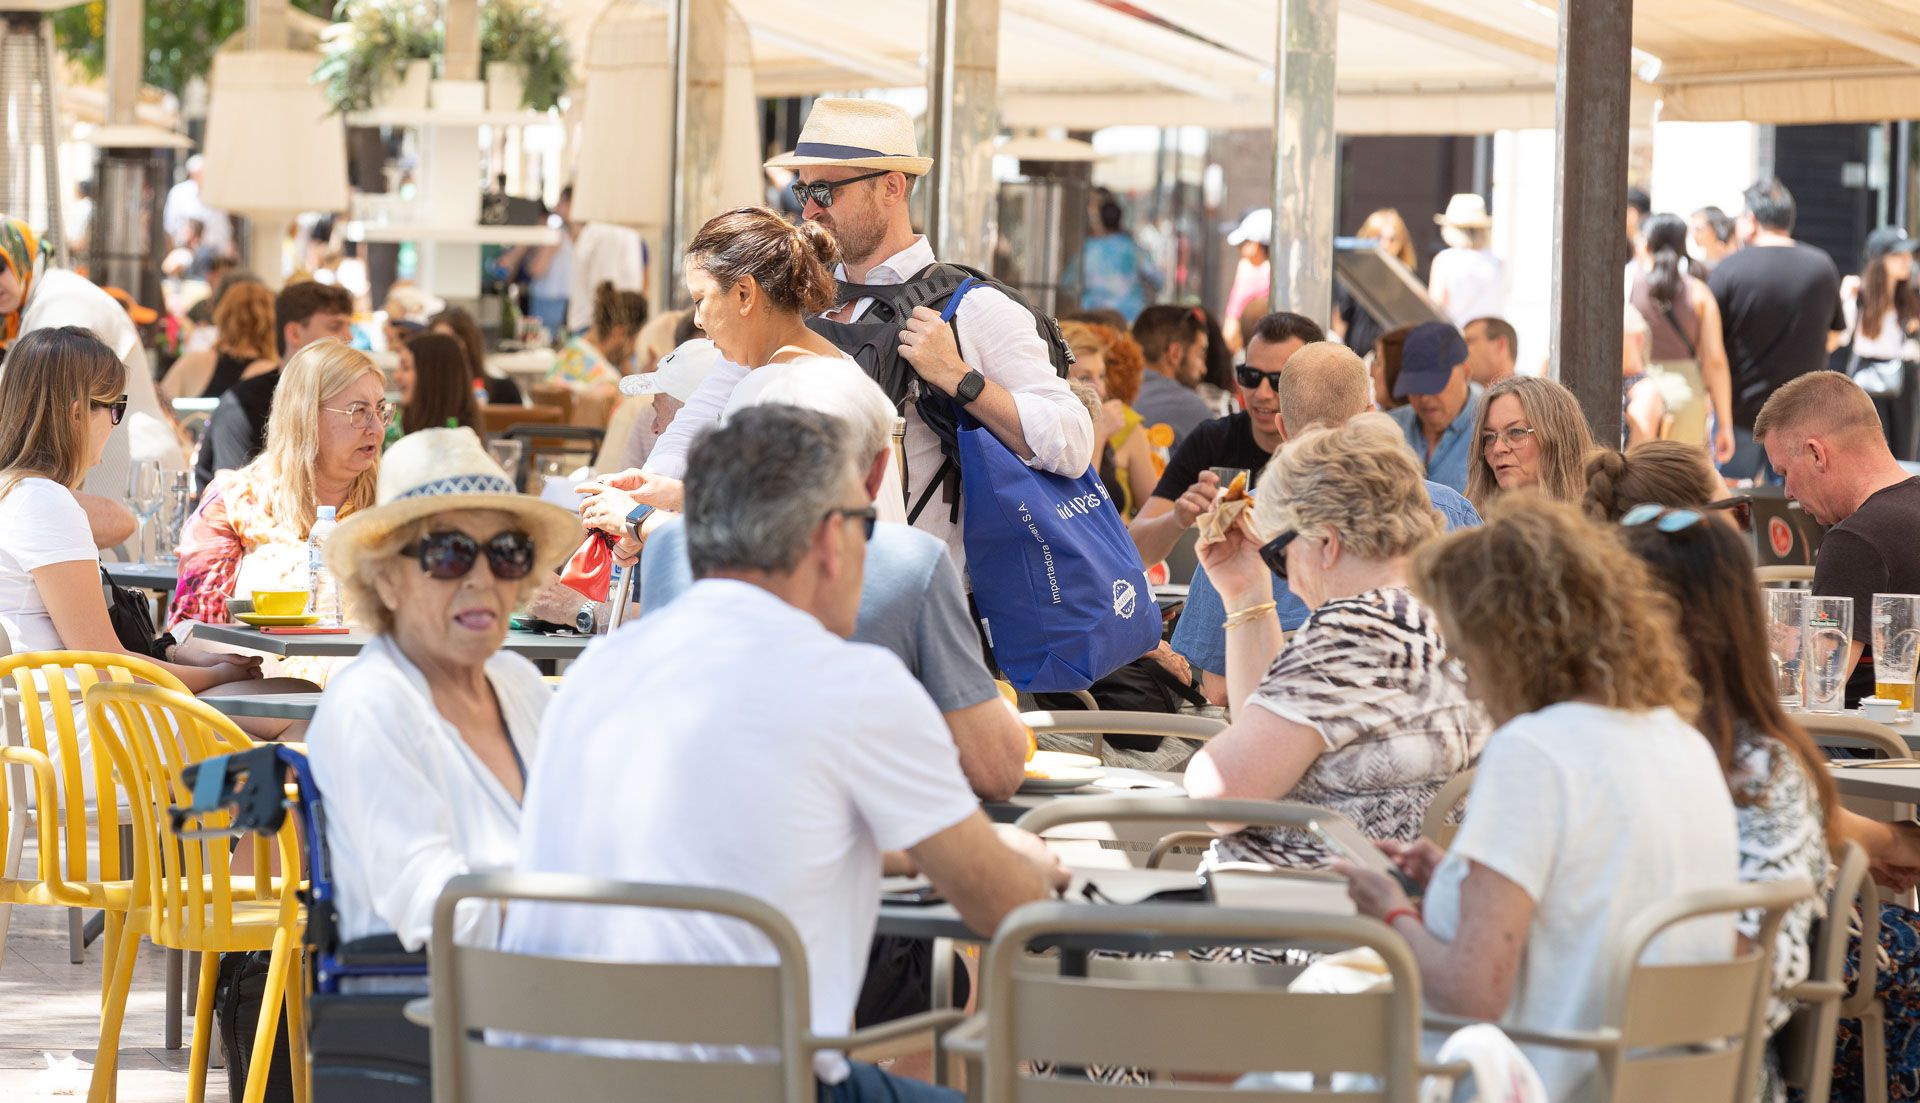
[1235,365,1283,392]
[1479,425,1537,451]
[399,530,538,581]
[788,170,889,210]
[322,399,396,432]
[826,504,879,541]
[93,394,128,426]
[1259,530,1298,580]
[1706,495,1754,533]
[1621,503,1706,533]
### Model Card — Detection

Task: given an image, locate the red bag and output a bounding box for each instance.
[557,532,615,602]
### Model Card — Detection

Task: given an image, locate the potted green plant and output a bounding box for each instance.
[480,0,574,112]
[314,0,439,114]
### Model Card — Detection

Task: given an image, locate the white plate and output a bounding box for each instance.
[1019,767,1103,794]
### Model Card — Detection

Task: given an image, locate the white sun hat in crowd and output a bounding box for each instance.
[1227,208,1272,247]
[325,427,583,585]
[763,98,934,176]
[619,338,726,403]
[1434,193,1494,229]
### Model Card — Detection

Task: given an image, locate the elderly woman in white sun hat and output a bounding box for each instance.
[304,428,582,953]
[611,336,727,472]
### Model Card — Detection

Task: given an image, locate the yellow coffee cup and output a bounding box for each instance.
[250,590,310,617]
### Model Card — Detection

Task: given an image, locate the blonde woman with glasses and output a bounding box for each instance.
[1464,374,1596,512]
[172,339,387,663]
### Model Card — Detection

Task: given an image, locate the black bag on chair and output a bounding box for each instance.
[213,951,295,1103]
[101,566,171,660]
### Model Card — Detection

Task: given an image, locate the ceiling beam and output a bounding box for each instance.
[744,24,926,88]
[1341,0,1558,80]
[1000,0,1252,102]
[1723,0,1920,69]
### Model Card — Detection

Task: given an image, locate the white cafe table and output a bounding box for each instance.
[1829,760,1920,804]
[204,692,324,722]
[187,623,594,662]
[104,561,181,592]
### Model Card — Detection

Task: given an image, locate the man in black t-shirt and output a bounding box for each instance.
[1709,179,1847,482]
[1126,311,1323,565]
[1756,371,1920,706]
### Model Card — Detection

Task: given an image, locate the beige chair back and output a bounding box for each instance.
[1015,795,1321,838]
[1420,769,1475,847]
[1777,842,1876,1103]
[977,901,1428,1101]
[1799,713,1913,821]
[1756,566,1816,586]
[1020,710,1225,758]
[428,872,817,1103]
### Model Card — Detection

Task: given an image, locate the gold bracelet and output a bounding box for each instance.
[1222,601,1277,630]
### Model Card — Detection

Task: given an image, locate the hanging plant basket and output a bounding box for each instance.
[314,0,440,115]
[480,0,573,112]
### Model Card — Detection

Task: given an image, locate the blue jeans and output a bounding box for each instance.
[1719,426,1779,485]
[819,1062,963,1102]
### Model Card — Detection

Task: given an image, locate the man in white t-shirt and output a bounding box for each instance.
[507,405,1066,1102]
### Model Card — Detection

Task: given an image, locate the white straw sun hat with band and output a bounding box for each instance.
[763,98,933,176]
[325,427,583,589]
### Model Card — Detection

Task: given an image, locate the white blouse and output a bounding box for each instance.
[306,633,550,950]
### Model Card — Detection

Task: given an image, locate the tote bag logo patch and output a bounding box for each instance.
[1112,579,1138,618]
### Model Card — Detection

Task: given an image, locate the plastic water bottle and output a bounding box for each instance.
[308,505,341,625]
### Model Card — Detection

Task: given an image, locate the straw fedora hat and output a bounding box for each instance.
[325,427,583,584]
[1434,193,1493,229]
[764,98,933,176]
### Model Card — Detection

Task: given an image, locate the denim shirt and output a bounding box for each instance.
[1388,383,1484,495]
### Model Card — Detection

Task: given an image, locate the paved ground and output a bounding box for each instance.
[0,840,196,1103]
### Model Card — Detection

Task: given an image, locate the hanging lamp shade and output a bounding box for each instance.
[571,0,671,228]
[199,48,348,214]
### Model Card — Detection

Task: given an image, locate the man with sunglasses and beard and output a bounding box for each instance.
[1127,311,1324,567]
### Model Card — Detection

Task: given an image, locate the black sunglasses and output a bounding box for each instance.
[1259,530,1298,580]
[94,394,128,426]
[827,505,879,541]
[1235,365,1283,392]
[400,530,537,581]
[1706,495,1753,534]
[789,170,889,210]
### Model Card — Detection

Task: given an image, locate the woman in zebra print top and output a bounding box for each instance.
[1183,413,1488,870]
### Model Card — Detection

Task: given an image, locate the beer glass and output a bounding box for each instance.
[1871,593,1920,718]
[1803,595,1854,714]
[1765,587,1807,710]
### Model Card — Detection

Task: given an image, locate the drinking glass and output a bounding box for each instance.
[127,460,165,563]
[1803,595,1854,714]
[1871,593,1920,718]
[1765,587,1807,710]
[486,439,524,488]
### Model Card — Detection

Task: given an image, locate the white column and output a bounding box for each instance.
[925,0,999,269]
[1269,0,1338,328]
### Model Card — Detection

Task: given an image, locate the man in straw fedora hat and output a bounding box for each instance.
[761,97,1095,571]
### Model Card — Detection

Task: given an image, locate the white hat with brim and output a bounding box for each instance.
[764,98,933,176]
[1434,193,1493,229]
[619,337,724,403]
[1227,208,1272,247]
[325,427,584,586]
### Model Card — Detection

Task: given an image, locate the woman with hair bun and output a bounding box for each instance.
[1581,440,1739,526]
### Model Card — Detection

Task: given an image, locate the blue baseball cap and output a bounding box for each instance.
[1393,321,1469,398]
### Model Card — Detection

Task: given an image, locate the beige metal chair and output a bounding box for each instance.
[1757,566,1816,586]
[1430,876,1814,1103]
[1021,710,1225,759]
[947,900,1459,1101]
[1420,769,1476,848]
[1800,713,1913,823]
[1777,841,1885,1103]
[421,872,962,1103]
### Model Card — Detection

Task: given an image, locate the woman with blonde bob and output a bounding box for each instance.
[1465,374,1595,511]
[1182,413,1487,870]
[173,338,386,632]
[1333,498,1742,1102]
[307,428,581,951]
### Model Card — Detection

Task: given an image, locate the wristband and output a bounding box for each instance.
[1222,600,1277,630]
[1382,906,1421,930]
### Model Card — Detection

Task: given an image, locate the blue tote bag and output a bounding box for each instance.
[957,413,1161,692]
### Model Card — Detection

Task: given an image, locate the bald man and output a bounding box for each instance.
[1170,342,1482,703]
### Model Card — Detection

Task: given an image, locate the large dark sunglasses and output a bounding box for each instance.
[1235,365,1283,392]
[789,170,889,209]
[94,394,128,426]
[826,505,879,541]
[1259,530,1298,580]
[1707,495,1753,533]
[400,530,537,581]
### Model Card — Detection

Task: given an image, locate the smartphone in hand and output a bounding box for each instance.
[1309,819,1424,899]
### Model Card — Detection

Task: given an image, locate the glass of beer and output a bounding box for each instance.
[1765,587,1808,710]
[1871,593,1920,719]
[1803,596,1854,714]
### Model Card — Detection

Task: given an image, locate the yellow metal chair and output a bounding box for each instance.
[83,682,306,1103]
[0,650,190,994]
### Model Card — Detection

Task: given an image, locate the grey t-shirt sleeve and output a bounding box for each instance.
[634,518,695,617]
[912,544,1000,713]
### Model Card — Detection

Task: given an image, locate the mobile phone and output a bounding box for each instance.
[1309,819,1423,898]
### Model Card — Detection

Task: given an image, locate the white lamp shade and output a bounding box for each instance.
[200,48,349,214]
[571,1,671,229]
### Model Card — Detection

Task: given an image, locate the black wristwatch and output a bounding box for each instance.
[954,369,986,406]
[626,502,656,542]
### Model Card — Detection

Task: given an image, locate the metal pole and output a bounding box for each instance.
[1549,0,1631,447]
[925,0,998,268]
[1269,0,1338,328]
[663,0,689,309]
[244,0,286,51]
[661,0,722,309]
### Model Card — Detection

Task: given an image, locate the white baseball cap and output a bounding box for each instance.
[619,338,724,402]
[1227,208,1272,247]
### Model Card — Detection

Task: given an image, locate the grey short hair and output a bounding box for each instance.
[685,405,862,577]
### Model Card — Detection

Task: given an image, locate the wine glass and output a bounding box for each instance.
[128,461,165,563]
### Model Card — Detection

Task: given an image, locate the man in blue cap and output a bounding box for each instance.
[1387,321,1481,493]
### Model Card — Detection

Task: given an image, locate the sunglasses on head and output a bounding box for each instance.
[1621,503,1706,533]
[788,170,890,210]
[1235,365,1283,392]
[400,530,537,581]
[1259,530,1298,580]
[94,394,128,426]
[1707,495,1753,533]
